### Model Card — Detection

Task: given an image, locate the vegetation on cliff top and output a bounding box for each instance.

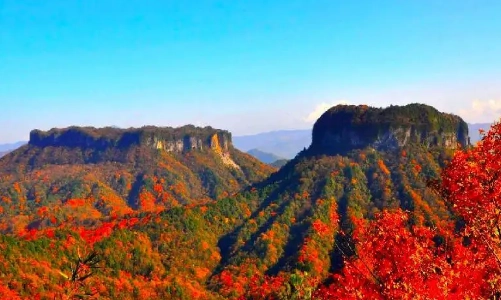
[311,103,470,154]
[0,126,275,233]
[1,104,499,299]
[29,125,232,149]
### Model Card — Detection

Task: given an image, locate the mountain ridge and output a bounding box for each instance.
[199,103,472,299]
[0,103,492,299]
[309,103,469,155]
[234,122,486,160]
[246,148,284,164]
[233,129,311,159]
[0,125,274,232]
[29,125,232,152]
[0,141,27,152]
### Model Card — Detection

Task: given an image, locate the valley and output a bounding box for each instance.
[3,2,500,298]
[0,103,498,299]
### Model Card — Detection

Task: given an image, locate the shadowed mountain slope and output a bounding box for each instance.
[0,104,477,299]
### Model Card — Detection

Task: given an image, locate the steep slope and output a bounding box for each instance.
[0,104,473,299]
[0,125,274,232]
[310,103,469,155]
[206,103,470,298]
[234,122,481,158]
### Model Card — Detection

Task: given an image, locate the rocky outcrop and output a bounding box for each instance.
[26,125,241,169]
[309,103,470,155]
[29,125,232,153]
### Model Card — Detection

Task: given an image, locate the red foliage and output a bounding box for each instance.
[45,228,55,239]
[442,122,501,243]
[316,122,501,299]
[36,206,48,217]
[78,223,114,245]
[218,270,235,295]
[245,274,285,299]
[314,210,499,299]
[0,283,21,300]
[20,228,38,241]
[312,220,329,235]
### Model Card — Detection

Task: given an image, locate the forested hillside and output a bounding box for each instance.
[0,125,274,234]
[0,104,500,299]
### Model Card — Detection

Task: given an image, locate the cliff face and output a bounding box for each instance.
[309,103,470,155]
[29,125,232,153]
[0,125,275,225]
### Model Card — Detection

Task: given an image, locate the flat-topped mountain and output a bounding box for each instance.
[206,103,472,299]
[4,126,237,168]
[29,125,231,152]
[0,125,275,231]
[309,103,470,155]
[0,104,489,299]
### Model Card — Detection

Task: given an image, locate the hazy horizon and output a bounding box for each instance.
[2,1,501,143]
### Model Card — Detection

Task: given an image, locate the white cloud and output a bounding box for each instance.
[303,100,350,123]
[457,100,501,123]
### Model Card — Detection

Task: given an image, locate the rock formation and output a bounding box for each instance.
[309,103,470,155]
[29,125,232,153]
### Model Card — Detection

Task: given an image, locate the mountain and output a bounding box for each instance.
[246,148,284,164]
[468,123,492,144]
[0,141,27,152]
[270,158,289,168]
[206,103,469,298]
[0,104,477,299]
[233,129,311,159]
[0,141,26,157]
[0,141,27,158]
[0,125,274,232]
[310,103,469,154]
[234,122,488,160]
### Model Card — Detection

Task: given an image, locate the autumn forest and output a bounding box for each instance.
[0,104,500,299]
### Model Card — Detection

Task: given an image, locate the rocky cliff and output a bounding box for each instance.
[0,124,274,222]
[309,103,470,155]
[29,125,232,153]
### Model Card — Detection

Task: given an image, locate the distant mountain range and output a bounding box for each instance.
[0,141,27,157]
[233,129,311,159]
[234,123,492,160]
[0,141,27,152]
[246,148,284,164]
[269,158,288,168]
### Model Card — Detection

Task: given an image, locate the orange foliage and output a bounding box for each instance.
[138,189,157,212]
[312,220,330,235]
[66,199,85,207]
[378,159,391,175]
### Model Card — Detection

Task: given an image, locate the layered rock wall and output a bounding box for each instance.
[310,104,470,155]
[29,125,232,153]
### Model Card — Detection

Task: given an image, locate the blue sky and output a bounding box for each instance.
[1,1,501,142]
